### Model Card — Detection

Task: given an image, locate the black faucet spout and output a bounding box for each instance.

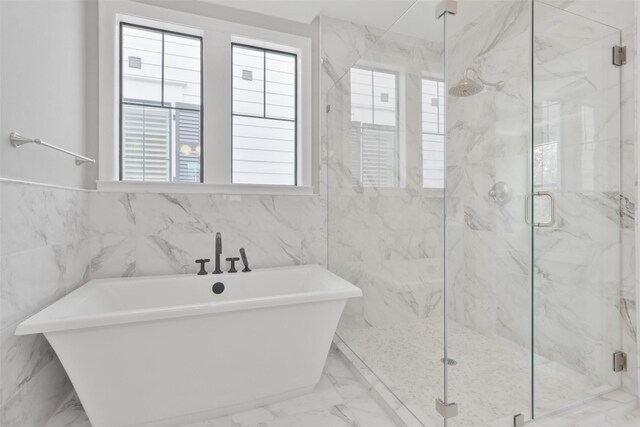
[213,232,223,274]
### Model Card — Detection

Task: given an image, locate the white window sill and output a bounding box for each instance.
[96,181,317,196]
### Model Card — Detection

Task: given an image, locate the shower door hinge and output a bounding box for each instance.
[436,398,458,419]
[436,0,457,18]
[613,46,627,66]
[326,104,331,113]
[513,413,525,427]
[613,351,627,372]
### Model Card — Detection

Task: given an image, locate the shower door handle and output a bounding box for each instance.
[525,191,556,227]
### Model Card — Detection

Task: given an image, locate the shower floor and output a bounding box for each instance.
[338,316,615,426]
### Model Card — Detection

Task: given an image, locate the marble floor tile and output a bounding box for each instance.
[45,349,398,427]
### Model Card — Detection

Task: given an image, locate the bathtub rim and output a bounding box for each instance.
[16,264,362,336]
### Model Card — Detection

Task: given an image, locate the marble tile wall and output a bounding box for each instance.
[323,12,446,328]
[445,0,531,338]
[0,179,91,427]
[88,192,328,279]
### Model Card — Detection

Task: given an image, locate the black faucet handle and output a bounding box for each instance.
[226,257,240,273]
[195,259,210,275]
[239,248,251,272]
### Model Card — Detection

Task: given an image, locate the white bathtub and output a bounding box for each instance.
[16,264,361,427]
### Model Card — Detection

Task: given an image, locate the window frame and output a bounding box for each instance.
[230,43,298,186]
[118,22,205,183]
[98,1,314,194]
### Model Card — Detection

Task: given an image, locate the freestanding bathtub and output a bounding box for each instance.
[16,264,361,427]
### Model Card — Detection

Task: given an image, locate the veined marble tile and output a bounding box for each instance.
[1,181,89,256]
[133,193,326,235]
[0,323,54,403]
[1,358,72,427]
[1,243,70,328]
[89,192,135,236]
[0,181,91,427]
[88,233,135,280]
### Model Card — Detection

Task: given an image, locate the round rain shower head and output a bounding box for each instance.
[448,77,484,97]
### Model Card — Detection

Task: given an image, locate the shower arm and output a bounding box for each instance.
[464,67,504,90]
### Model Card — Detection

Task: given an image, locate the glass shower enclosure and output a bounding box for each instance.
[326,0,624,425]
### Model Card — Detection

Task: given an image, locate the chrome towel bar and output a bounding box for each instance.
[9,132,95,166]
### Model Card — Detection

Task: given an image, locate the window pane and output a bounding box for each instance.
[350,68,373,124]
[163,34,201,108]
[265,51,296,120]
[232,44,297,186]
[360,125,397,187]
[232,115,295,185]
[174,106,201,182]
[422,79,440,134]
[232,46,265,117]
[120,24,202,182]
[422,134,444,188]
[122,104,171,181]
[373,71,396,127]
[422,77,445,189]
[121,26,162,104]
[350,67,398,188]
[533,100,560,187]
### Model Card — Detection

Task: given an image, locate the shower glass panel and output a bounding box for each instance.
[533,1,622,417]
[326,1,446,425]
[327,1,623,425]
[444,1,533,425]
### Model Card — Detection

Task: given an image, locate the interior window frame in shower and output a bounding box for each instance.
[349,65,401,189]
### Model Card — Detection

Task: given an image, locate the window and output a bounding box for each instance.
[350,67,398,187]
[100,3,313,192]
[120,23,202,182]
[421,78,445,189]
[232,44,297,185]
[534,101,560,187]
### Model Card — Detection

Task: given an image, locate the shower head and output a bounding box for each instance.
[448,77,483,97]
[448,67,504,97]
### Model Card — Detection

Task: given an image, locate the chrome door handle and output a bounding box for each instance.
[525,191,556,227]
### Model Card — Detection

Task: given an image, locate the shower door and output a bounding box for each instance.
[442,0,623,425]
[326,2,448,426]
[532,1,622,418]
[443,1,534,425]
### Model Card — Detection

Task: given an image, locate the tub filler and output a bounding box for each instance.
[16,264,361,427]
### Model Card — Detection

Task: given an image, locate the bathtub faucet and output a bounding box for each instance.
[213,232,223,274]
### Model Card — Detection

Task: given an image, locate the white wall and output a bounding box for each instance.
[0,0,98,189]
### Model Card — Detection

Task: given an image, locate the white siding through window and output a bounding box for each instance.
[232,45,297,185]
